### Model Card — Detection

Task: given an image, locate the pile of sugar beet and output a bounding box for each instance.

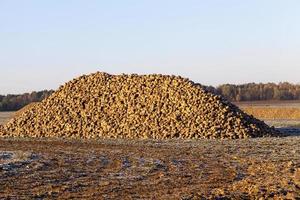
[0,72,280,139]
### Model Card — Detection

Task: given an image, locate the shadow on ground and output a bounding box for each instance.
[277,127,300,137]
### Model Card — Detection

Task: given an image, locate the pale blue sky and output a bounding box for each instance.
[0,0,300,94]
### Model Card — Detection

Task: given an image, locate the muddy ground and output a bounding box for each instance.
[0,137,299,199]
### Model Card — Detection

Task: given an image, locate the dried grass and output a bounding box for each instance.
[242,107,300,120]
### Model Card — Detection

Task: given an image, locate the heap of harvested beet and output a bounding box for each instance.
[0,125,4,135]
[1,72,279,139]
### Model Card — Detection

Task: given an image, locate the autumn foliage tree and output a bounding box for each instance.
[213,82,300,101]
[0,90,54,111]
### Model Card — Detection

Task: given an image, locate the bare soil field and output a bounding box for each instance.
[0,101,300,199]
[0,138,299,199]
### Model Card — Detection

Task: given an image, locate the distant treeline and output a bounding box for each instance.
[1,82,300,111]
[207,82,300,102]
[0,90,54,111]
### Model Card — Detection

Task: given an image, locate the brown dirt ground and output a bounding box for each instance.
[0,137,299,199]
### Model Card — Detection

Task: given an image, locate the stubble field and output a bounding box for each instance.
[0,101,299,199]
[0,112,14,125]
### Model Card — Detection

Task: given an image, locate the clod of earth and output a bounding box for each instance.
[1,72,280,139]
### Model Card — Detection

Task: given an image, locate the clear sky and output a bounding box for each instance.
[1,0,300,94]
